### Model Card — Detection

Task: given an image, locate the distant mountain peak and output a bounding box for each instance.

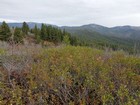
[82,23,107,28]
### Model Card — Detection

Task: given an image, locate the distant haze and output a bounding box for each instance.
[0,0,140,27]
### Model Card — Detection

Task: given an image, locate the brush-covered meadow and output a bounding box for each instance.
[0,45,140,105]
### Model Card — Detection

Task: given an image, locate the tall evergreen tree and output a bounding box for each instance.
[34,25,41,43]
[13,27,23,43]
[0,21,12,41]
[40,24,48,40]
[46,26,50,40]
[63,35,70,45]
[22,22,29,35]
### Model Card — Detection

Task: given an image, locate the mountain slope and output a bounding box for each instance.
[61,24,140,53]
[61,24,140,40]
[0,22,140,53]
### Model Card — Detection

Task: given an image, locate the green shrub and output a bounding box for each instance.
[0,46,139,104]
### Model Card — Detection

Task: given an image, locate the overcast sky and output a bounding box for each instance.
[0,0,140,27]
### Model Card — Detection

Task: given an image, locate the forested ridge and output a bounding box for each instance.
[0,21,140,53]
[0,21,82,46]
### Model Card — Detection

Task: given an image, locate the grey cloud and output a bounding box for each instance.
[0,0,140,26]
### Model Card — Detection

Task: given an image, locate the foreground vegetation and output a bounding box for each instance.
[0,46,139,105]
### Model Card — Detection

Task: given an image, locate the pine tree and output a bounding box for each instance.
[63,35,70,45]
[13,27,24,43]
[0,21,12,41]
[22,22,29,35]
[40,24,48,40]
[34,25,41,43]
[46,25,53,41]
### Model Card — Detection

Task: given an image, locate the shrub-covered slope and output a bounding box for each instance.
[0,46,140,104]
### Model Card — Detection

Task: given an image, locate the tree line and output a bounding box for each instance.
[0,21,87,46]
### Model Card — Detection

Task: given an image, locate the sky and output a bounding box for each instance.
[0,0,140,27]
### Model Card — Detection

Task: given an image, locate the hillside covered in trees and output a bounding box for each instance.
[0,21,83,46]
[0,21,140,53]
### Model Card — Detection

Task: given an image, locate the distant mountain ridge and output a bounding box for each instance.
[61,24,140,40]
[60,23,140,53]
